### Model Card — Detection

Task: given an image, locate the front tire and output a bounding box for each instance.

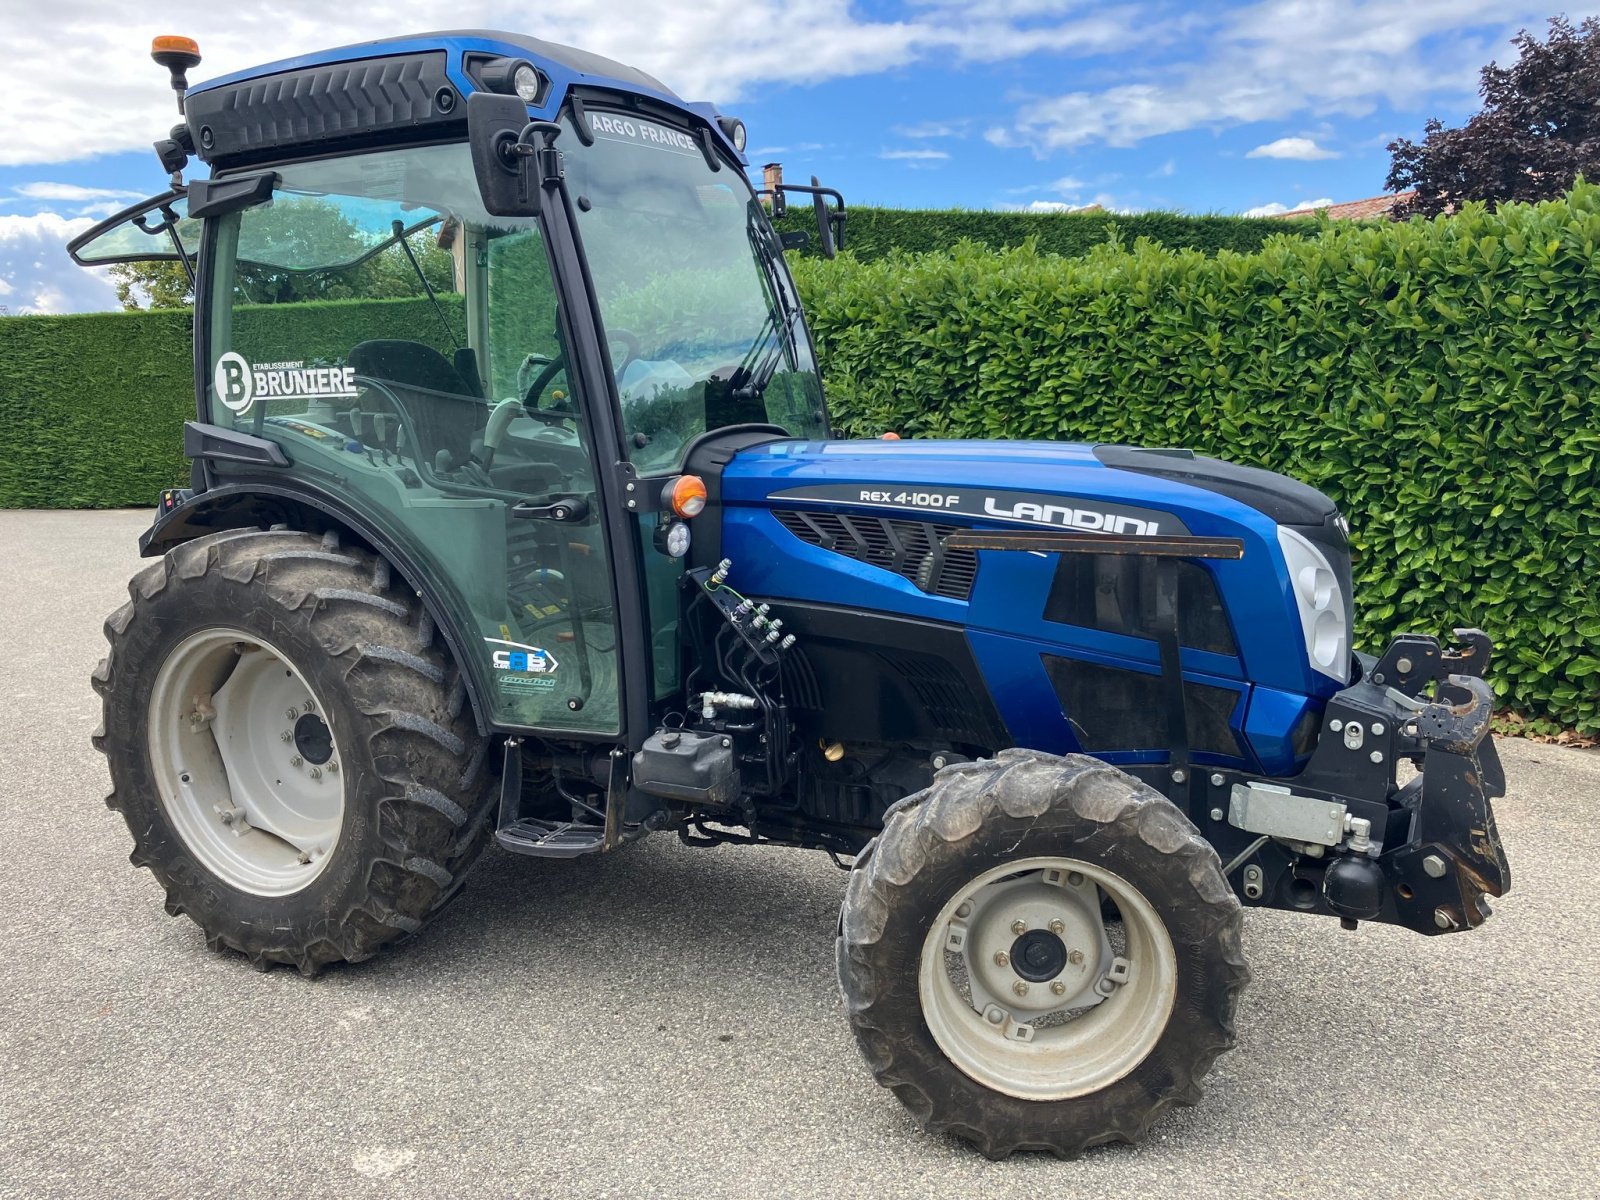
[837,749,1248,1158]
[91,527,495,975]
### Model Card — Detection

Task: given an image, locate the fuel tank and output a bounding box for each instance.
[711,438,1353,776]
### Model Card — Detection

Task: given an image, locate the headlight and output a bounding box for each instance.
[1277,526,1350,683]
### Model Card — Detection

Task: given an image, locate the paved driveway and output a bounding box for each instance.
[1,510,1596,1199]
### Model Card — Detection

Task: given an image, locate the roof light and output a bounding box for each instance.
[664,475,708,519]
[718,116,747,153]
[476,57,545,105]
[512,64,542,103]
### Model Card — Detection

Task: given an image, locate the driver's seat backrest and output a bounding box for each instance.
[348,339,483,466]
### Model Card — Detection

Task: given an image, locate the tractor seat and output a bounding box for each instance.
[347,340,485,469]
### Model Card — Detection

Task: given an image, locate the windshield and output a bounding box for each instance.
[562,110,828,471]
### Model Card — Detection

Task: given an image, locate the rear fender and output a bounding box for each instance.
[140,481,491,737]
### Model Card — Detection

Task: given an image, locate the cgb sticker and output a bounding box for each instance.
[485,638,560,693]
[213,351,358,417]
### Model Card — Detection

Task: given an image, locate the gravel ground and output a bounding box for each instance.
[2,508,1597,1199]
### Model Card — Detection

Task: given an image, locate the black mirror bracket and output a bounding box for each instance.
[511,121,566,190]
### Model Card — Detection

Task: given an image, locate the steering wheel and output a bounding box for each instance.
[518,327,645,417]
[608,328,641,382]
[519,352,575,424]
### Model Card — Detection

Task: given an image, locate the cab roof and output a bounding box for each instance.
[187,30,680,106]
[181,30,741,170]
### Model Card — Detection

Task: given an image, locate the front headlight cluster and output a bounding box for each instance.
[1276,526,1350,683]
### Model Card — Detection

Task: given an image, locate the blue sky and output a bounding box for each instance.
[0,2,1584,313]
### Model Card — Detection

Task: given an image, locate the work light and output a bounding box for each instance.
[718,116,747,153]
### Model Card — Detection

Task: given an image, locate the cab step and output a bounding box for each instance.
[494,818,607,858]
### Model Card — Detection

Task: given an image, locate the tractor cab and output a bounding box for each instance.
[72,31,842,741]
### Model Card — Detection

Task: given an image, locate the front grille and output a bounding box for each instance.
[771,509,978,600]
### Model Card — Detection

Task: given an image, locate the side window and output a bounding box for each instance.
[204,144,622,735]
[67,191,200,266]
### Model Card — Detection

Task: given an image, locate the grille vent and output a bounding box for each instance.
[771,509,978,600]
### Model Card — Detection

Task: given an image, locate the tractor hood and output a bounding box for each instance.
[713,437,1352,737]
[719,438,1340,537]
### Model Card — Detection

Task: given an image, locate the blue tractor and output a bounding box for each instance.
[76,32,1509,1158]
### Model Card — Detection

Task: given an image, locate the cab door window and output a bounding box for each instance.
[204,142,621,734]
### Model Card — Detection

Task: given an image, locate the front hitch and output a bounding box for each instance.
[1210,628,1511,936]
[1382,666,1510,934]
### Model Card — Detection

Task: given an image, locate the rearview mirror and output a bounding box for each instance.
[468,92,539,217]
[772,178,846,259]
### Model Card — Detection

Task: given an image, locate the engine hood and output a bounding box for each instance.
[712,437,1350,722]
[720,438,1335,539]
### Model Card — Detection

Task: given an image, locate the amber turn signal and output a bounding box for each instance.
[664,474,708,518]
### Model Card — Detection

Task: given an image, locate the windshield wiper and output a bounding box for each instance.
[732,205,802,400]
[731,306,801,401]
[391,218,462,353]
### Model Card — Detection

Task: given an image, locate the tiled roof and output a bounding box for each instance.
[1269,191,1416,220]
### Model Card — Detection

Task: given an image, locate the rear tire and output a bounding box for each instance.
[91,527,495,975]
[837,749,1248,1158]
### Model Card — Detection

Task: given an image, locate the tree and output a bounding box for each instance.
[109,260,192,310]
[1386,16,1600,218]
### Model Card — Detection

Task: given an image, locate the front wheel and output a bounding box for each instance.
[837,749,1248,1158]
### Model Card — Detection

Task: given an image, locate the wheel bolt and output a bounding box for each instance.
[290,755,303,768]
[285,707,298,720]
[994,951,1009,967]
[1068,950,1085,966]
[303,699,314,712]
[1050,980,1067,996]
[280,731,292,742]
[1048,918,1065,935]
[309,767,322,781]
[326,761,338,774]
[1012,981,1029,996]
[1011,919,1027,935]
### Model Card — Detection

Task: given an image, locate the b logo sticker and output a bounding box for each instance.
[214,351,255,415]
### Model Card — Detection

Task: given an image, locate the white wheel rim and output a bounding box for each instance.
[917,855,1178,1101]
[147,627,346,897]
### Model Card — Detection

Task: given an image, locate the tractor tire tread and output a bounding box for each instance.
[837,748,1248,1160]
[92,527,495,977]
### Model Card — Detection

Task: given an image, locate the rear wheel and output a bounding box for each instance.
[837,749,1248,1158]
[92,527,495,975]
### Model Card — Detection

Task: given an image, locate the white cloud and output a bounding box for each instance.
[893,119,971,139]
[0,213,121,313]
[985,0,1561,152]
[1246,136,1338,160]
[1000,191,1140,214]
[1242,197,1334,217]
[0,1,1145,169]
[881,147,950,162]
[12,183,146,203]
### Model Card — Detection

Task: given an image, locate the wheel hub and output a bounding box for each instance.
[148,628,346,897]
[1010,929,1068,983]
[918,856,1179,1101]
[293,712,333,765]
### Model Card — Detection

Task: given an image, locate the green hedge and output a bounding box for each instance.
[0,297,450,509]
[775,205,1314,261]
[792,188,1600,735]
